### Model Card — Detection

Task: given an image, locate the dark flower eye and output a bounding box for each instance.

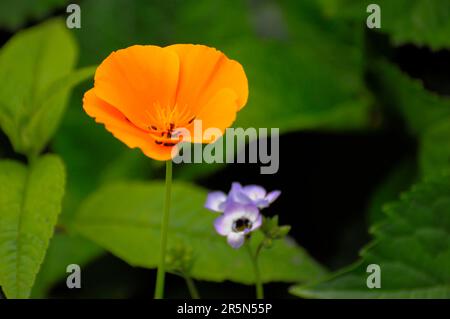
[232,218,252,232]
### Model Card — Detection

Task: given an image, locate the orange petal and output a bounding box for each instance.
[166,44,248,115]
[191,88,238,143]
[93,45,180,131]
[83,89,174,161]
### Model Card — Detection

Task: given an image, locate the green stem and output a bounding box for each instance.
[154,160,173,299]
[246,241,264,299]
[183,273,200,299]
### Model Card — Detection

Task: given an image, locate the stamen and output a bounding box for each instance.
[146,101,196,146]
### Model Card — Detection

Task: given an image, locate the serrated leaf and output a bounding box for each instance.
[70,181,325,284]
[0,19,91,158]
[369,60,450,179]
[420,119,450,178]
[0,155,66,298]
[367,160,417,223]
[318,0,450,50]
[375,0,450,49]
[371,60,450,136]
[290,174,450,298]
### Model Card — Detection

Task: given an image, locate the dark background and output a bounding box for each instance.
[0,0,449,299]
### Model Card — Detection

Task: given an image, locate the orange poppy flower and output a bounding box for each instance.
[83,44,248,161]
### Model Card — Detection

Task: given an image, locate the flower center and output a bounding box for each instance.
[146,102,196,147]
[232,218,252,233]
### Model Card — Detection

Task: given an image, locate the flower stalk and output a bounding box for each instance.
[246,240,264,299]
[154,160,173,299]
[183,273,201,299]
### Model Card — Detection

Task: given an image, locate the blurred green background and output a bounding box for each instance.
[0,0,449,299]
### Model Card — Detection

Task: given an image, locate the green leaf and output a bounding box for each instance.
[367,160,417,223]
[0,155,66,298]
[420,119,450,178]
[377,0,450,49]
[24,66,95,157]
[231,39,371,132]
[53,89,156,222]
[70,181,326,284]
[179,0,371,132]
[31,233,103,298]
[370,60,450,179]
[0,19,90,158]
[371,60,450,136]
[290,174,450,298]
[272,0,371,131]
[0,0,68,31]
[318,0,450,50]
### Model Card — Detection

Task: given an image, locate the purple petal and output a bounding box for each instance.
[254,198,270,209]
[224,202,260,222]
[227,232,245,249]
[214,214,232,236]
[227,182,250,205]
[233,191,252,205]
[251,213,263,231]
[242,185,267,201]
[229,182,243,196]
[217,200,228,211]
[266,190,281,204]
[205,191,227,212]
[246,204,261,222]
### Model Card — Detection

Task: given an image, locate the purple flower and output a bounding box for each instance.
[228,182,281,209]
[204,182,281,213]
[214,203,262,249]
[205,182,281,248]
